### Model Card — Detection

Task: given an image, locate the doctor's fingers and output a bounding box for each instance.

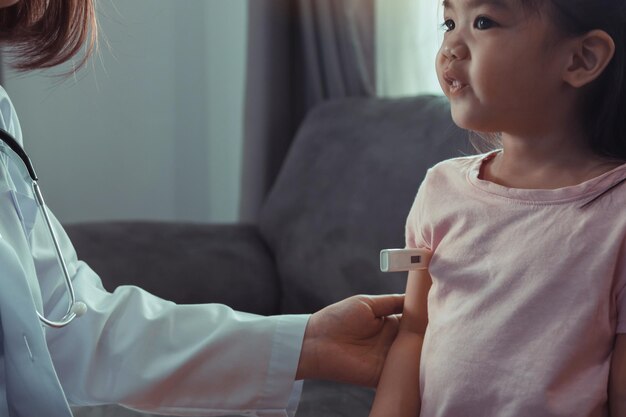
[358,294,405,318]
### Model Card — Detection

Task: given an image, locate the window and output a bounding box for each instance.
[375,0,443,97]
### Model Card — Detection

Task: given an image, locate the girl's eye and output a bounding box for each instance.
[474,16,496,30]
[441,19,455,32]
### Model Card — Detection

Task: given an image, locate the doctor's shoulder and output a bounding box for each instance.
[0,86,22,145]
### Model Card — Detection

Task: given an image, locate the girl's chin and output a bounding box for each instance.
[450,107,478,130]
[448,98,495,131]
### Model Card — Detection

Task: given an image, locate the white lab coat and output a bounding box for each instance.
[0,87,309,417]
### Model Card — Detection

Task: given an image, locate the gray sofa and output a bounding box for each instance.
[67,95,467,417]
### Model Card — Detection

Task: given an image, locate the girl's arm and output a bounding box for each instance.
[609,334,626,415]
[369,268,432,417]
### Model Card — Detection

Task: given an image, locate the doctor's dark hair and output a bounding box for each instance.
[524,0,626,161]
[0,0,97,71]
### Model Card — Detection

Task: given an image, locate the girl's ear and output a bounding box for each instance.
[563,30,615,88]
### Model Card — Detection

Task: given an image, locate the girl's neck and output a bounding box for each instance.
[481,131,623,190]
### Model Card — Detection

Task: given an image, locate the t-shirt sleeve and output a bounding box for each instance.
[405,170,432,251]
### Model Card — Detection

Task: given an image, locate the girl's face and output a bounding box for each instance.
[436,0,571,137]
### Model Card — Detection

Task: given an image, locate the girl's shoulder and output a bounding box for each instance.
[585,163,626,207]
[431,152,490,171]
[424,152,493,185]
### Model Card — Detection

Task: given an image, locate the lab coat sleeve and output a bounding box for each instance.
[35,212,309,416]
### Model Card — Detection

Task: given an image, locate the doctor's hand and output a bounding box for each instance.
[295,294,404,387]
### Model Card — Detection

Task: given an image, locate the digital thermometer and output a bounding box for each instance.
[380,249,431,272]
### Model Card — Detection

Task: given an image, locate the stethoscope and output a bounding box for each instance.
[0,128,86,328]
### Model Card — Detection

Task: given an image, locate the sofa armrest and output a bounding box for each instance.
[64,221,281,315]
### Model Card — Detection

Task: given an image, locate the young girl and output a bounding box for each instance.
[370,0,626,416]
[0,1,404,416]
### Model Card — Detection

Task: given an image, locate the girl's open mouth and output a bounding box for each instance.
[443,72,468,96]
[448,79,467,94]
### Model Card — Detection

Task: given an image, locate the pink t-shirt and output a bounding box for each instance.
[406,152,626,417]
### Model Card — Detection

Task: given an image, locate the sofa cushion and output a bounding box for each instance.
[259,95,467,313]
[65,221,281,315]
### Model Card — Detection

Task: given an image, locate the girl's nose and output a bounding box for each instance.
[441,40,469,61]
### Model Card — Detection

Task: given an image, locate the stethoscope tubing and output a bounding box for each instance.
[32,182,83,327]
[0,128,85,328]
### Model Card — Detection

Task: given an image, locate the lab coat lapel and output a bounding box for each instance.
[0,238,72,416]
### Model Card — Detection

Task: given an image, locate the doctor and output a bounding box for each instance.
[0,1,404,416]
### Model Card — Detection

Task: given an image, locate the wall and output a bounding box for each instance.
[2,0,247,224]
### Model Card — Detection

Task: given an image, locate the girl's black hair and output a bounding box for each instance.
[529,0,626,161]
